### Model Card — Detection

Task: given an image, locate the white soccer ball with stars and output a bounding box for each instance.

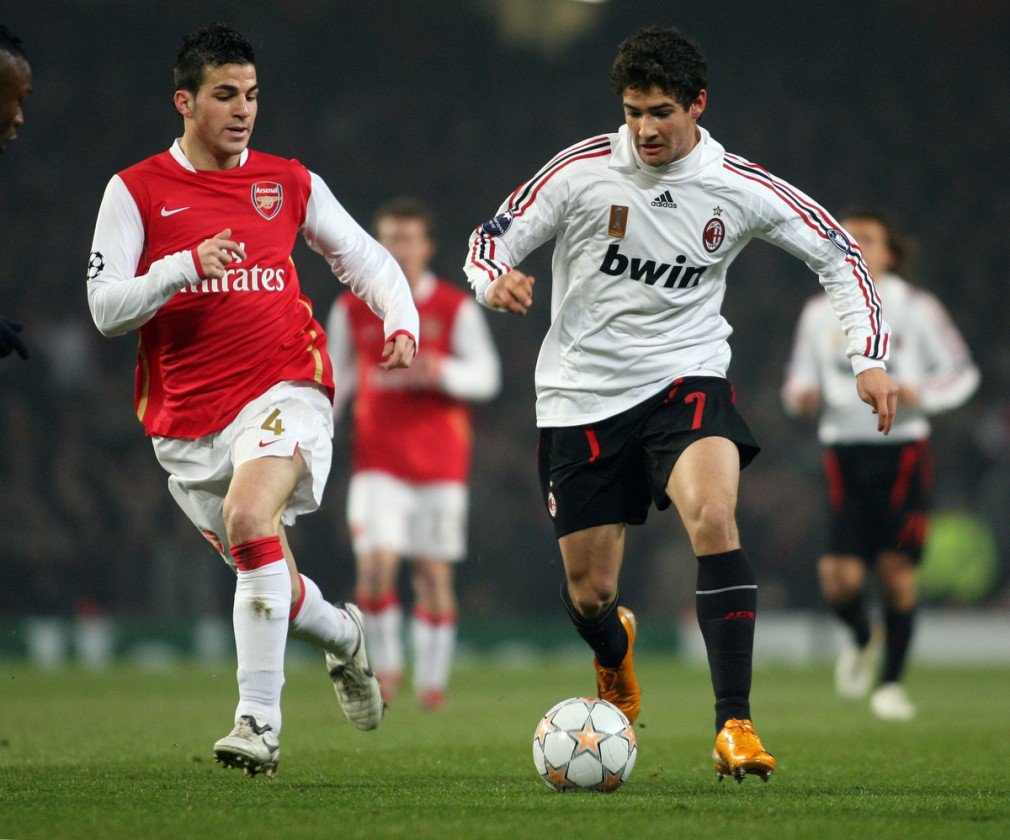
[532,696,637,792]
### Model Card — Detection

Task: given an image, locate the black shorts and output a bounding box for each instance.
[823,440,933,563]
[537,377,760,538]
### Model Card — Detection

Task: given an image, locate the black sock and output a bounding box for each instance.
[559,581,628,668]
[696,549,756,732]
[828,590,872,649]
[881,608,915,683]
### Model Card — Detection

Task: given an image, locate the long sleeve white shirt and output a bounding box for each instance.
[465,125,889,427]
[783,273,979,443]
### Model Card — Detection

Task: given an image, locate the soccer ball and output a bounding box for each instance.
[532,697,637,792]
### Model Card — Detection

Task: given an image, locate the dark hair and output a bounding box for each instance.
[839,208,915,276]
[0,24,26,59]
[610,26,707,108]
[372,197,436,241]
[174,24,255,95]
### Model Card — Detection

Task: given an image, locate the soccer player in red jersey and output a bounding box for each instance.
[86,24,418,777]
[0,24,32,361]
[327,199,500,709]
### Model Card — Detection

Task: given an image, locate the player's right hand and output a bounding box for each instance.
[486,270,535,315]
[196,229,247,279]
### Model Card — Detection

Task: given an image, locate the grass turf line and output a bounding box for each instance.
[0,659,1007,839]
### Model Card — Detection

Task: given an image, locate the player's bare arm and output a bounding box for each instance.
[380,332,416,370]
[485,270,535,315]
[856,368,899,435]
[195,228,247,279]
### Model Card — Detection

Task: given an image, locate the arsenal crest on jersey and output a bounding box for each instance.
[703,217,725,253]
[252,181,284,220]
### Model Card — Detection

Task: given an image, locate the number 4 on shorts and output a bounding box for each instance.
[261,408,285,436]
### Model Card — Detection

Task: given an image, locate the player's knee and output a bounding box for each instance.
[686,499,737,550]
[222,500,273,545]
[566,575,617,618]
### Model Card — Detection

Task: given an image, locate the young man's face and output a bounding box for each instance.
[0,54,32,152]
[622,85,706,167]
[842,218,894,280]
[176,62,258,164]
[376,216,434,283]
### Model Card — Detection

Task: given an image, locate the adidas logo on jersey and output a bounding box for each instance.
[650,189,677,209]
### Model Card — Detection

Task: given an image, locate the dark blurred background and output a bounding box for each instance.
[1,0,1008,655]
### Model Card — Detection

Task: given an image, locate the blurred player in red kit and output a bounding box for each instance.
[327,198,500,709]
[86,24,418,777]
[1,24,32,360]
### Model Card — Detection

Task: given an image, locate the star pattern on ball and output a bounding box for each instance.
[597,767,625,792]
[544,761,573,791]
[571,719,606,759]
[534,712,558,748]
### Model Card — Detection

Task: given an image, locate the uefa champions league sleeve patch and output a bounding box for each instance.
[480,210,514,237]
[828,228,854,254]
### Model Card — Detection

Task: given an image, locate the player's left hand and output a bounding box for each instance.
[856,368,899,435]
[379,332,416,370]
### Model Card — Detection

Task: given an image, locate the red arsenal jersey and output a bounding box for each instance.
[116,149,332,438]
[343,280,473,483]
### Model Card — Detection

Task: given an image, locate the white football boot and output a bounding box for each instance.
[325,602,384,731]
[870,682,917,721]
[213,715,280,777]
[834,625,883,700]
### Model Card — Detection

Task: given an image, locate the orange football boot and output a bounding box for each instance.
[594,606,641,724]
[712,718,776,782]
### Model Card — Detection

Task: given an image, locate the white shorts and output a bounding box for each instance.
[153,381,334,566]
[347,470,468,562]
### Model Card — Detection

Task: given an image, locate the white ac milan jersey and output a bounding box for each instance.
[465,125,890,427]
[783,273,979,444]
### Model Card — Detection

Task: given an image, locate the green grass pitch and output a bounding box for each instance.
[1,658,1007,838]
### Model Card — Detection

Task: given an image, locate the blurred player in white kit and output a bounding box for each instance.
[328,198,500,709]
[86,24,418,777]
[783,209,978,720]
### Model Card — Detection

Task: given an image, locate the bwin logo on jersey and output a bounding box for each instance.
[650,189,677,208]
[599,243,707,289]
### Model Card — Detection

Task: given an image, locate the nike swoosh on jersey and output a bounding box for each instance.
[258,439,282,448]
[160,205,191,217]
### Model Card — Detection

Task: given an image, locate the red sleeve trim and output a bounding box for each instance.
[386,329,417,346]
[189,246,205,280]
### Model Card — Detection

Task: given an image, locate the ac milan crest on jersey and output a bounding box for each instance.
[252,181,284,220]
[703,217,725,253]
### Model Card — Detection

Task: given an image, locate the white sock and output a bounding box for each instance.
[360,598,404,678]
[288,574,359,659]
[428,621,457,692]
[233,559,290,733]
[413,611,457,693]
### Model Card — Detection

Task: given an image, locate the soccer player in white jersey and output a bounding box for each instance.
[327,198,500,709]
[86,25,418,777]
[465,26,899,782]
[783,210,978,721]
[0,24,31,361]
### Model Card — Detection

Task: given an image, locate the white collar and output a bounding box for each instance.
[170,139,250,172]
[610,124,710,179]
